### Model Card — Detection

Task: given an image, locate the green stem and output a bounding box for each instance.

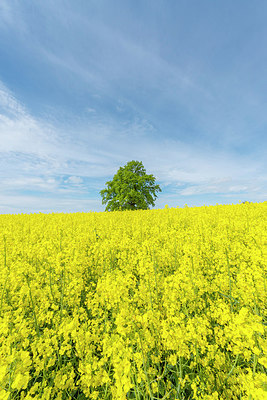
[253,353,257,378]
[60,265,66,323]
[3,235,7,267]
[225,354,239,382]
[176,356,183,397]
[0,275,8,318]
[49,263,55,302]
[225,249,233,313]
[26,277,40,337]
[137,329,154,399]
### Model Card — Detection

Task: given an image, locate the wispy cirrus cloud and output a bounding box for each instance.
[1,80,266,213]
[0,1,266,212]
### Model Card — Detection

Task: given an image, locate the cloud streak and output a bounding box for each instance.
[0,80,266,213]
[0,2,266,212]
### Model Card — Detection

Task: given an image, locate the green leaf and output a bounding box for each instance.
[99,160,161,211]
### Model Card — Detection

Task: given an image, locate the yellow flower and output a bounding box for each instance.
[12,372,30,390]
[0,202,266,399]
[168,353,177,366]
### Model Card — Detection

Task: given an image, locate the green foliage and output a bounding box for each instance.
[100,160,162,211]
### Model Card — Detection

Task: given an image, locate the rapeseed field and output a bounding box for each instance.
[0,202,266,400]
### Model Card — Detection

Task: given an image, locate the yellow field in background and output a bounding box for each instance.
[0,202,266,399]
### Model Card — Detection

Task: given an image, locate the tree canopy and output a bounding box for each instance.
[100,160,161,211]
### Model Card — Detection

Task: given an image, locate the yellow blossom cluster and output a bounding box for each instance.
[0,202,266,399]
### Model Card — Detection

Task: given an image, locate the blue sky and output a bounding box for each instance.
[0,0,266,213]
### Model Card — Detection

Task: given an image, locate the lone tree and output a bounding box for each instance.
[100,160,161,211]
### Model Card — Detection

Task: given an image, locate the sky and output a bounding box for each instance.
[0,0,266,214]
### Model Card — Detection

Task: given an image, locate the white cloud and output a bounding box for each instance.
[0,81,266,213]
[2,176,58,191]
[0,193,100,214]
[65,176,83,185]
[180,182,251,196]
[0,82,26,116]
[0,82,59,157]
